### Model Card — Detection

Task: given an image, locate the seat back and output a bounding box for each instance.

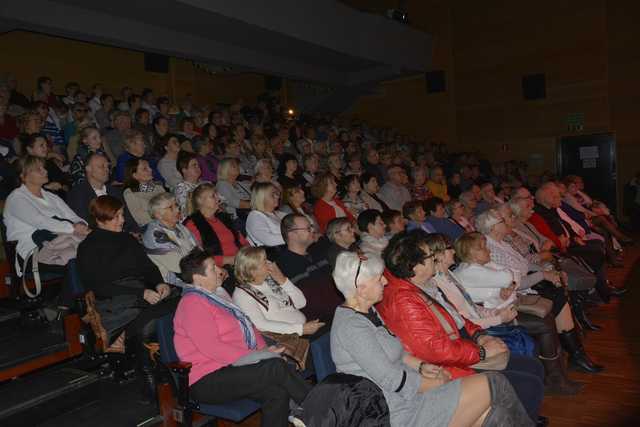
[157,313,179,364]
[310,332,336,382]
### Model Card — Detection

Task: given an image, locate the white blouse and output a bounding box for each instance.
[245,210,286,247]
[4,185,84,261]
[232,278,307,335]
[452,262,515,309]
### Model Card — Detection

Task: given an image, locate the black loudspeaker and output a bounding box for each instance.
[265,76,283,91]
[425,70,446,93]
[144,53,169,73]
[522,73,546,100]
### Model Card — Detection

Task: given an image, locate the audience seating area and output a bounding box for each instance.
[0,73,639,427]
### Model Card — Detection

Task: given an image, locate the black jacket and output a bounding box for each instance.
[66,181,139,232]
[77,228,163,300]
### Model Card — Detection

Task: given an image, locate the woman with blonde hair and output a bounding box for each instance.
[232,246,324,336]
[215,157,251,220]
[245,182,286,247]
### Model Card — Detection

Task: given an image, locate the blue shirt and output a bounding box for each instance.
[425,216,465,241]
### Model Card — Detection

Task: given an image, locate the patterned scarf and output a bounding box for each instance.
[139,181,157,193]
[182,286,258,350]
[237,276,294,311]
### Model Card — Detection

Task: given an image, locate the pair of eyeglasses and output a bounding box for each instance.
[354,258,362,288]
[290,226,314,232]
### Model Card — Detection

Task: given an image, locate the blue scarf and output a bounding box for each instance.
[182,286,258,350]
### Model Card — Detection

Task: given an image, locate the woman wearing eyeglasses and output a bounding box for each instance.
[377,230,545,424]
[331,251,533,427]
[142,192,197,286]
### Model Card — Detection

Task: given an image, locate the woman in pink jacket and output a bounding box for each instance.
[173,249,310,427]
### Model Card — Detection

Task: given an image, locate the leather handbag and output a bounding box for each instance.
[516,294,553,318]
[262,331,310,371]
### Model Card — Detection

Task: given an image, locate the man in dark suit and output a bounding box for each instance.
[66,152,139,233]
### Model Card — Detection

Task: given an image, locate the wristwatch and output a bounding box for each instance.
[479,345,486,361]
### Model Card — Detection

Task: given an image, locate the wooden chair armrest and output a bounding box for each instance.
[167,361,192,372]
[166,361,193,408]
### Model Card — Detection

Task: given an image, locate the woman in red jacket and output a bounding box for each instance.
[311,172,355,233]
[377,230,545,423]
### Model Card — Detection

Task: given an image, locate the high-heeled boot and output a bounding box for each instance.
[570,291,602,331]
[537,329,583,395]
[559,329,604,373]
[481,372,535,427]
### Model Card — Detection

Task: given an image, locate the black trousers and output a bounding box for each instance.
[190,358,311,427]
[126,295,180,340]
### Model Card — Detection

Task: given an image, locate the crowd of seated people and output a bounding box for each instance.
[1,73,635,426]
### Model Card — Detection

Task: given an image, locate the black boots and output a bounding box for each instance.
[132,339,158,405]
[559,329,604,373]
[570,291,601,331]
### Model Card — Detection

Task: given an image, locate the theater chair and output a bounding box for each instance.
[155,313,338,427]
[0,224,85,383]
[155,313,261,427]
[309,332,336,382]
[77,291,136,382]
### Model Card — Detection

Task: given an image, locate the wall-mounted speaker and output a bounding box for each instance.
[522,73,546,100]
[144,53,169,74]
[426,70,446,93]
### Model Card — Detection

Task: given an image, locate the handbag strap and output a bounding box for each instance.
[420,293,458,340]
[22,248,42,298]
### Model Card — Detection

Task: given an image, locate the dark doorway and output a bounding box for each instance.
[558,133,617,212]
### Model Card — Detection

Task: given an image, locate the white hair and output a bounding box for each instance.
[509,198,527,217]
[332,252,385,300]
[149,192,175,218]
[475,209,502,235]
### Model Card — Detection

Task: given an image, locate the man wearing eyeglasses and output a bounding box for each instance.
[276,213,343,325]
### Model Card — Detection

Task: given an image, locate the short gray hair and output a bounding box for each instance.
[475,209,503,235]
[149,192,176,218]
[333,252,385,300]
[509,198,527,218]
